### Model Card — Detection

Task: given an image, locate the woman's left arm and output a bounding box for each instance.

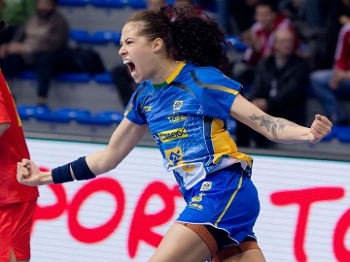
[230,94,333,144]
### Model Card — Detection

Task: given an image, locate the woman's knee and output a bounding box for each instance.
[310,70,333,86]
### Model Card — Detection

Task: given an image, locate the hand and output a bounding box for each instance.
[329,70,349,90]
[0,44,8,58]
[7,42,28,55]
[17,158,47,186]
[308,114,333,143]
[242,29,260,51]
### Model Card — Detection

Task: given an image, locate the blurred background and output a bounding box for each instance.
[1,0,350,261]
[1,0,349,158]
[0,0,350,159]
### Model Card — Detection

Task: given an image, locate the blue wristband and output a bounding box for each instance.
[70,156,96,181]
[52,163,74,184]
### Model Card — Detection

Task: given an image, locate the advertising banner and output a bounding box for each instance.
[26,139,350,262]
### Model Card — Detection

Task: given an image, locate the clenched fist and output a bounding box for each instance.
[17,159,53,186]
[308,114,333,143]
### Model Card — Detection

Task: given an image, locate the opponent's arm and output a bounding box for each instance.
[0,122,10,136]
[17,118,149,186]
[230,94,332,144]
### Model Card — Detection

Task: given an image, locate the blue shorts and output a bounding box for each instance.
[176,163,260,246]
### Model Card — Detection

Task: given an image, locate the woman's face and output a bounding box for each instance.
[119,22,158,84]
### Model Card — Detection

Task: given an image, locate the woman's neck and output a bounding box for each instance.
[151,59,182,85]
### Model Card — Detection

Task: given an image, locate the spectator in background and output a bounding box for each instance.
[0,0,36,45]
[227,0,258,36]
[315,0,350,70]
[0,0,69,106]
[279,0,328,30]
[111,0,167,108]
[310,22,350,126]
[0,68,39,262]
[236,28,309,148]
[147,0,167,11]
[279,0,350,71]
[232,0,298,86]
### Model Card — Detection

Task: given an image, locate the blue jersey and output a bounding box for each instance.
[125,62,253,194]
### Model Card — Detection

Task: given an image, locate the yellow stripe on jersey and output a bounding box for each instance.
[203,84,239,96]
[124,102,133,116]
[211,118,237,164]
[211,118,253,167]
[166,61,186,84]
[231,152,254,168]
[153,62,186,89]
[214,172,243,226]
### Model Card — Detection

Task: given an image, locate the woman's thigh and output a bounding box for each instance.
[148,222,211,262]
[223,249,266,262]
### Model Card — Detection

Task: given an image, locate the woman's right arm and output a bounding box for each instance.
[230,93,332,144]
[17,118,149,186]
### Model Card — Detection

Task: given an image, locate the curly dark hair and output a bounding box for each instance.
[126,5,231,76]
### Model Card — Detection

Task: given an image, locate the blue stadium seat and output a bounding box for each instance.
[91,30,121,45]
[334,126,350,143]
[128,0,147,9]
[17,111,31,121]
[35,112,71,123]
[56,73,92,83]
[19,71,36,80]
[95,110,124,123]
[94,72,114,84]
[225,35,248,53]
[76,114,114,126]
[19,70,92,83]
[55,107,92,120]
[90,0,127,8]
[58,0,89,6]
[17,105,50,120]
[17,105,71,123]
[321,128,335,141]
[70,29,92,44]
[70,29,122,45]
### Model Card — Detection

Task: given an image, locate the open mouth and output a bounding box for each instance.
[123,60,136,75]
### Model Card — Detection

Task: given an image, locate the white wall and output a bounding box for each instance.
[27,138,350,262]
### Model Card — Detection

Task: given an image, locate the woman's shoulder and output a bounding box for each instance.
[182,63,241,88]
[183,63,222,74]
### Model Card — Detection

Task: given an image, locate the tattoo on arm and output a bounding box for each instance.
[248,114,297,140]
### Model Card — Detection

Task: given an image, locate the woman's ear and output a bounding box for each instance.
[153,38,163,52]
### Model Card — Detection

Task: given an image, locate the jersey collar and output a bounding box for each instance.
[152,62,186,89]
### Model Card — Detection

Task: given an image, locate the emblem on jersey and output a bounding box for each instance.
[189,193,205,210]
[157,127,188,143]
[168,114,186,124]
[200,181,212,191]
[191,193,205,202]
[165,147,183,165]
[173,100,183,110]
[143,106,152,112]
